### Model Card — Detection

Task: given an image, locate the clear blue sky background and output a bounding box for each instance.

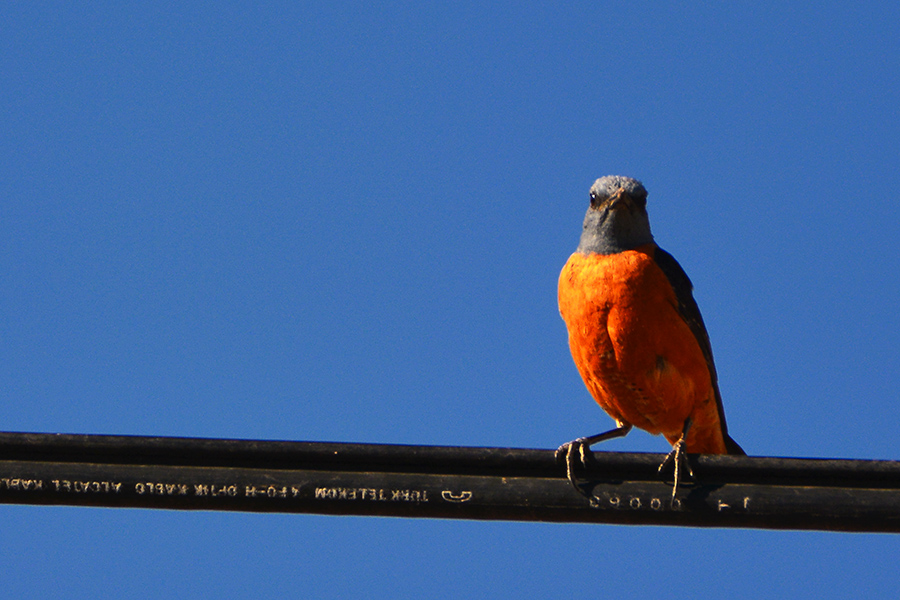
[2,2,899,597]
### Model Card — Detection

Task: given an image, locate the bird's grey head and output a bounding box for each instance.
[576,175,654,255]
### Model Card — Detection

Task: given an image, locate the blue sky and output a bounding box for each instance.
[2,2,899,597]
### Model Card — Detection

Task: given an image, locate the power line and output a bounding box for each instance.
[0,431,897,532]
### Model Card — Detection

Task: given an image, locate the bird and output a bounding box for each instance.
[556,175,744,503]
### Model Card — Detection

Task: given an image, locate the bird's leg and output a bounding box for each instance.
[556,423,633,494]
[658,417,694,506]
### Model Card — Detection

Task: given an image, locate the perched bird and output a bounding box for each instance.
[557,176,744,502]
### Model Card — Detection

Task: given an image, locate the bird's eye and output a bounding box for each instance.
[589,192,600,207]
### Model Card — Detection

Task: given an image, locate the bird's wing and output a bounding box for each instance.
[653,247,745,454]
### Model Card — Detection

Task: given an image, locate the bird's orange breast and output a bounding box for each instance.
[558,244,727,453]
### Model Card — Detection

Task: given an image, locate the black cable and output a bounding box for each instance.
[0,431,897,532]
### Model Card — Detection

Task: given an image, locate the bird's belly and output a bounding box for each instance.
[566,315,694,437]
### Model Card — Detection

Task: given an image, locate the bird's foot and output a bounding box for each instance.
[555,438,593,496]
[658,438,694,507]
[556,424,633,497]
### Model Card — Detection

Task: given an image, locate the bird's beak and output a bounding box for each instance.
[607,188,627,209]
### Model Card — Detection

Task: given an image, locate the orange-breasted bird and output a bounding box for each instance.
[557,175,744,501]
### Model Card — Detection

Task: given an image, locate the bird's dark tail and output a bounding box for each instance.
[724,434,745,455]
